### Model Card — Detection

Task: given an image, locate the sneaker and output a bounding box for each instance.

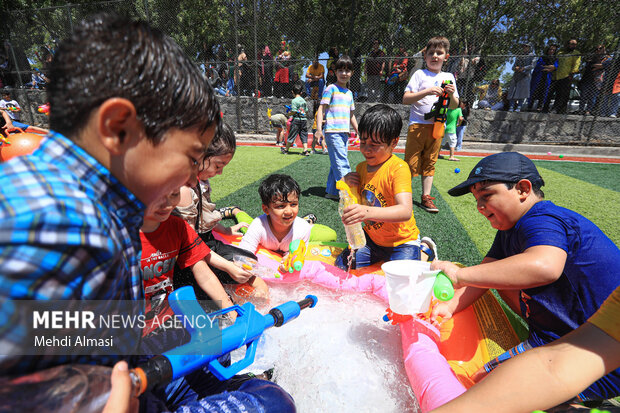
[421,195,439,213]
[325,193,339,200]
[323,149,329,155]
[311,149,317,154]
[302,213,317,224]
[218,206,240,219]
[301,151,310,157]
[420,236,438,261]
[280,147,288,154]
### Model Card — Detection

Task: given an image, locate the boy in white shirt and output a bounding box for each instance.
[239,174,311,267]
[402,36,459,213]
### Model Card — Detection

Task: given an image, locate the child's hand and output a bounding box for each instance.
[341,204,369,225]
[230,222,249,236]
[229,262,255,283]
[430,260,462,288]
[278,252,290,273]
[443,83,456,97]
[102,361,139,413]
[430,302,454,327]
[427,86,444,96]
[343,172,360,188]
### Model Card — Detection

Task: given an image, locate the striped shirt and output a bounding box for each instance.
[320,83,355,133]
[0,131,145,375]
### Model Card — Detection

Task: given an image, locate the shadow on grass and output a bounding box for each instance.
[301,186,330,198]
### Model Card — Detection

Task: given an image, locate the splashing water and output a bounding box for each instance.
[230,282,420,413]
[346,250,355,274]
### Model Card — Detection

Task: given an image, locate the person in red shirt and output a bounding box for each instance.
[140,189,234,343]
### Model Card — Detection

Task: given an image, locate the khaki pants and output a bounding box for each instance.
[404,123,441,177]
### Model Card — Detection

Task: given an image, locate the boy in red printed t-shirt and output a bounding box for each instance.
[140,188,234,347]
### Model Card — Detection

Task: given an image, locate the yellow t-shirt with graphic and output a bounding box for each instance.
[589,286,620,342]
[356,155,420,247]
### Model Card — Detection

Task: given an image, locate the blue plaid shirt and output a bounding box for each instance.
[0,131,145,375]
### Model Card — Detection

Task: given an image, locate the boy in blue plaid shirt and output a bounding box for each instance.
[0,13,293,413]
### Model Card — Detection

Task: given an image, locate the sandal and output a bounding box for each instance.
[420,236,438,261]
[219,206,240,219]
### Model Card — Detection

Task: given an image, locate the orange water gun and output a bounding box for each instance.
[283,239,307,273]
[424,80,453,140]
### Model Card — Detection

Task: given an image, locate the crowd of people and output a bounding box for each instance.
[195,38,619,118]
[1,33,619,118]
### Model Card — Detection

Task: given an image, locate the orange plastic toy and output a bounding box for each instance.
[0,133,44,162]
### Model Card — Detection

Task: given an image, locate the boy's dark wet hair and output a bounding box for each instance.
[358,104,403,145]
[258,174,301,205]
[335,55,354,71]
[426,36,450,54]
[203,123,236,161]
[48,13,220,143]
[292,81,304,96]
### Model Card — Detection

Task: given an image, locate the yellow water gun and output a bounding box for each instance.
[283,239,307,273]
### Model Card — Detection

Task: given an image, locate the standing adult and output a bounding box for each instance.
[274,41,291,98]
[543,38,581,114]
[455,47,480,103]
[578,44,611,115]
[236,44,251,96]
[365,39,386,102]
[383,46,408,104]
[528,44,558,111]
[259,45,274,97]
[325,46,339,86]
[507,43,536,111]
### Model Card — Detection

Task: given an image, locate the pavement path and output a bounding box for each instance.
[236,133,620,164]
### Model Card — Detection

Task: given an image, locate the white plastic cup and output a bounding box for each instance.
[381,260,439,315]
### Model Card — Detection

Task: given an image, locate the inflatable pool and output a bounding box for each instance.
[215,232,523,412]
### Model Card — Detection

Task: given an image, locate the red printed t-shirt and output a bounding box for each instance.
[356,155,420,247]
[140,215,211,336]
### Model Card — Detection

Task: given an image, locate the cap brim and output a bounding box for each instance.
[448,177,485,196]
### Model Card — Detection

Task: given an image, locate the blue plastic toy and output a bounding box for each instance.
[454,168,460,173]
[130,286,317,395]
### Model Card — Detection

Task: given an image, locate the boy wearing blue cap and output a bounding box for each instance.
[431,152,620,403]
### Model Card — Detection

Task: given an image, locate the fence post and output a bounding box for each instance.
[253,0,259,133]
[233,0,241,132]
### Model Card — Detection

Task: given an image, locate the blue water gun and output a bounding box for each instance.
[130,286,317,395]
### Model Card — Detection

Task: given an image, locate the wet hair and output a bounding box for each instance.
[258,174,301,205]
[358,104,402,145]
[425,36,450,54]
[203,122,236,161]
[334,55,353,71]
[48,13,221,143]
[292,81,304,96]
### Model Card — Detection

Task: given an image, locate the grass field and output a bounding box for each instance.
[211,145,620,268]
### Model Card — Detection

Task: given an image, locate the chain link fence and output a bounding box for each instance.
[2,0,619,144]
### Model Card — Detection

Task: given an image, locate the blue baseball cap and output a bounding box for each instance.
[448,152,544,196]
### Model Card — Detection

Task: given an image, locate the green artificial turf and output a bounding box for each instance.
[213,147,620,260]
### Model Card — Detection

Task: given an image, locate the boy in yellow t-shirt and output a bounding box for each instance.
[336,104,437,269]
